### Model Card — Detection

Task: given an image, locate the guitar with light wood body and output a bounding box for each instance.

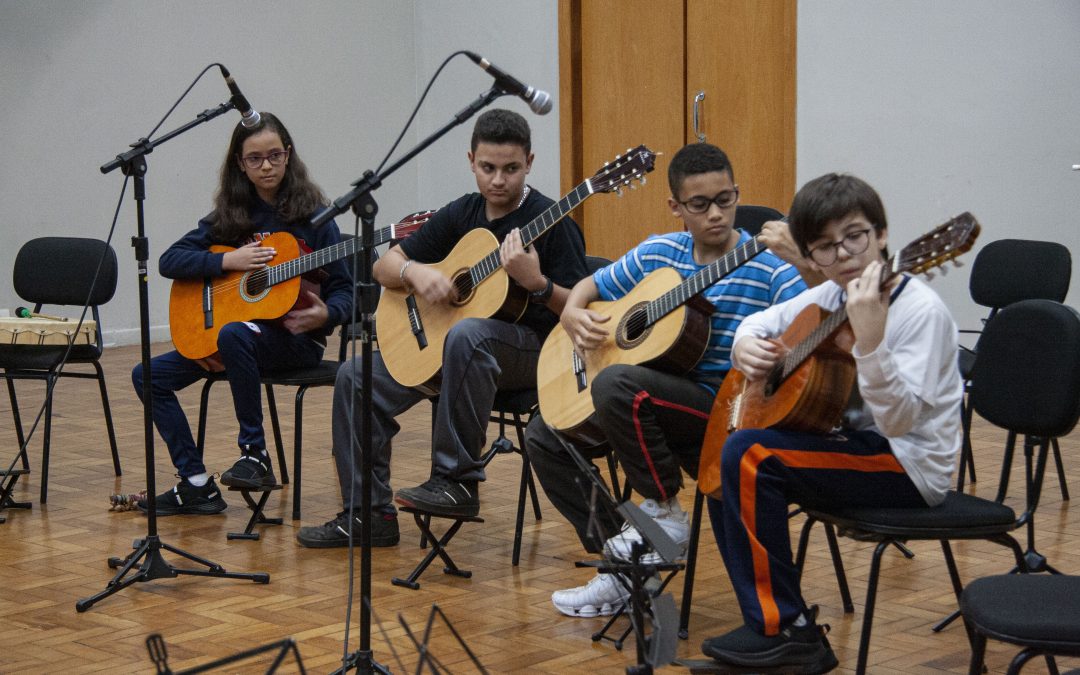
[537,234,773,445]
[377,145,656,391]
[696,212,981,498]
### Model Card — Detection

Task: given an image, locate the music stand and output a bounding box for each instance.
[76,102,269,613]
[553,433,681,673]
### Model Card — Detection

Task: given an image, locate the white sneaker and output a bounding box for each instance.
[603,497,690,562]
[551,572,630,618]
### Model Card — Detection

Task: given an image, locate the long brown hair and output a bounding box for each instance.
[210,112,327,243]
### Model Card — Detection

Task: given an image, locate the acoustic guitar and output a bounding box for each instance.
[376,145,656,391]
[537,234,775,445]
[696,212,981,498]
[169,210,431,361]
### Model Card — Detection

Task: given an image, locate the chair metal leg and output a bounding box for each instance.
[823,522,855,614]
[1006,648,1042,675]
[678,489,705,639]
[92,360,121,477]
[262,385,289,485]
[957,394,977,490]
[606,453,622,502]
[195,378,215,452]
[6,376,30,471]
[966,630,987,675]
[1051,437,1069,501]
[289,385,309,520]
[855,540,890,675]
[39,373,56,504]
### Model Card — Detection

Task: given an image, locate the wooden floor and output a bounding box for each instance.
[1,342,1078,674]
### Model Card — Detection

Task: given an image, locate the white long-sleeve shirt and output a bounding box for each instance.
[732,276,962,505]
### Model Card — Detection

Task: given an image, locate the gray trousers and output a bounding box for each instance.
[332,317,542,511]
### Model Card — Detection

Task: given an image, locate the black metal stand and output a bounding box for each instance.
[146,632,306,674]
[227,485,283,541]
[76,104,269,613]
[322,86,504,675]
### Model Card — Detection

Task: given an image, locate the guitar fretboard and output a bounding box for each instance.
[265,226,397,287]
[644,236,770,326]
[469,181,594,286]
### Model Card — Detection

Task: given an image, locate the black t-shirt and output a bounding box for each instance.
[399,187,588,338]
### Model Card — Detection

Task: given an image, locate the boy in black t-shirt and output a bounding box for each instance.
[298,109,588,548]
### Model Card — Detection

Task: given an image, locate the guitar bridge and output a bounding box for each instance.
[202,278,213,329]
[726,391,743,432]
[572,350,587,392]
[405,294,427,349]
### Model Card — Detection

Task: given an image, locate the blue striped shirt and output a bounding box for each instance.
[592,229,807,391]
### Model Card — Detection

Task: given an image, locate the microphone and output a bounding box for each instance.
[219,66,261,128]
[464,52,552,115]
[16,307,68,322]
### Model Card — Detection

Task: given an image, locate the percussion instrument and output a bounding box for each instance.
[0,316,96,346]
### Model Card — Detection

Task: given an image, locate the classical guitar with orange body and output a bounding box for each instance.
[696,212,981,498]
[168,210,431,361]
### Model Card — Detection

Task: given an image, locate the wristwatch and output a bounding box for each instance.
[529,275,554,304]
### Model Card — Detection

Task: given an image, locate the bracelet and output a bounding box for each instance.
[399,260,413,289]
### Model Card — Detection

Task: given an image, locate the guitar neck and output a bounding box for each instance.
[469,181,593,286]
[644,236,770,325]
[265,224,397,287]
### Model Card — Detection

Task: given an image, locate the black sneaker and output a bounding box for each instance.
[220,446,276,489]
[141,476,227,516]
[296,510,400,548]
[394,475,479,518]
[700,606,838,674]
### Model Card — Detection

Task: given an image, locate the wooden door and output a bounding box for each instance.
[560,0,796,261]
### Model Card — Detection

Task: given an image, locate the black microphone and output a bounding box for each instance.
[219,66,261,128]
[464,52,552,115]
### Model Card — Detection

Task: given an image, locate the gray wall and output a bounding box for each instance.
[0,0,560,345]
[1,0,1076,345]
[798,1,1080,330]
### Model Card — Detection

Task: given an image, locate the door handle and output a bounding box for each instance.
[693,91,706,143]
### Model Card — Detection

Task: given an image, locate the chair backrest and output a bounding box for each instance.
[970,299,1080,439]
[585,255,613,274]
[969,239,1071,310]
[734,204,784,237]
[14,237,118,307]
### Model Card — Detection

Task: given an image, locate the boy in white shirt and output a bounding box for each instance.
[701,173,962,673]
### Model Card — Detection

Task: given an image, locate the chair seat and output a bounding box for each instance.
[804,490,1016,537]
[260,360,341,387]
[961,575,1080,648]
[492,388,538,414]
[0,344,102,370]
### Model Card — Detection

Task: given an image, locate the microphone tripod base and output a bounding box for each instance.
[75,534,269,613]
[330,649,391,675]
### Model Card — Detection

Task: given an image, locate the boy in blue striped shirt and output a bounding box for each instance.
[526,142,810,618]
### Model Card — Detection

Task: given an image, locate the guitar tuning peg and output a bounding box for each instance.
[924,270,936,280]
[939,265,949,276]
[628,182,638,190]
[614,187,623,197]
[639,176,647,186]
[952,259,965,268]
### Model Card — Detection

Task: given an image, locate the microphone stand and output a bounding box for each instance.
[76,103,269,612]
[323,86,504,675]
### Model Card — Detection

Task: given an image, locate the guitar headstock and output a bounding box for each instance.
[391,209,436,240]
[588,145,657,195]
[894,211,981,277]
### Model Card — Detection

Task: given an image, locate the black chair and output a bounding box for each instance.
[956,239,1071,492]
[196,321,352,524]
[733,203,783,236]
[961,574,1080,674]
[0,237,121,504]
[794,299,1080,675]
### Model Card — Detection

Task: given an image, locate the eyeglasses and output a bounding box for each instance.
[807,229,872,267]
[677,188,740,214]
[240,149,289,170]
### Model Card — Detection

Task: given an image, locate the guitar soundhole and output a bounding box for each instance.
[616,304,652,349]
[240,271,271,303]
[450,269,474,306]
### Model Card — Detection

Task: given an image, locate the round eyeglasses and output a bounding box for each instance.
[240,149,289,170]
[677,188,740,214]
[808,229,872,267]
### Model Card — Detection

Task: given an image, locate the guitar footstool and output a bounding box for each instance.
[227,485,283,541]
[392,506,483,590]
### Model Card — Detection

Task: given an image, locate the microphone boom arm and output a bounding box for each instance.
[100,101,236,175]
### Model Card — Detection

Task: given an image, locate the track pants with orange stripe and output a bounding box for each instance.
[707,427,926,636]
